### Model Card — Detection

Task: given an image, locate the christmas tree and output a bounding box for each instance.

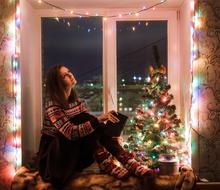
[124,65,187,169]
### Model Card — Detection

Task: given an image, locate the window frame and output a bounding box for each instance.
[37,8,180,115]
[103,9,180,115]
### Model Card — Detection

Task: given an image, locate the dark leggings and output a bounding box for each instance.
[70,112,125,158]
[38,132,97,188]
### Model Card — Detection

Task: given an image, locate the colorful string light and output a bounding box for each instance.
[37,0,167,19]
[11,0,22,173]
[189,0,206,165]
[0,0,21,180]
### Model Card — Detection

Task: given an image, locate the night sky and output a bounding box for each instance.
[42,17,103,83]
[42,17,167,84]
[117,20,167,82]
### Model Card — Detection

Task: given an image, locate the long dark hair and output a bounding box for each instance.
[45,65,78,107]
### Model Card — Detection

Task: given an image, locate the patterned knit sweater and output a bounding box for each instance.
[41,99,99,140]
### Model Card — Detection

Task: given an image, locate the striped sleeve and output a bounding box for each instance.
[67,100,88,118]
[46,105,96,140]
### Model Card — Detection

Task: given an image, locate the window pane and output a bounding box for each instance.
[42,17,103,113]
[117,21,167,115]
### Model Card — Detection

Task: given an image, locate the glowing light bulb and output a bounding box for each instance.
[137,133,142,138]
[13,136,21,147]
[154,123,159,128]
[15,148,22,166]
[12,72,16,80]
[149,110,154,116]
[147,140,152,146]
[162,96,167,102]
[195,18,202,29]
[13,85,17,95]
[190,1,195,10]
[146,76,151,82]
[170,132,175,137]
[9,20,15,36]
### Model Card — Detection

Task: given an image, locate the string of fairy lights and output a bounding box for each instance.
[190,0,209,159]
[8,0,21,176]
[37,0,167,20]
[37,0,168,34]
[14,1,21,169]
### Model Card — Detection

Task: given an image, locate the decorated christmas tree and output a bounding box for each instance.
[124,65,188,169]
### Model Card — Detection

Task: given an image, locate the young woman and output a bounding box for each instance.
[38,65,153,188]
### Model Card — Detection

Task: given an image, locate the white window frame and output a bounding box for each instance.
[37,8,179,115]
[103,9,180,116]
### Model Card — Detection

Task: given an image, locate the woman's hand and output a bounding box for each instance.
[97,110,119,123]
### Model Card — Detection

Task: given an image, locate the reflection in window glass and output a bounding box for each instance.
[42,17,103,113]
[117,21,167,116]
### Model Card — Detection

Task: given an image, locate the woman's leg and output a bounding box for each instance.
[94,143,129,179]
[70,112,152,178]
[98,133,153,177]
[38,134,81,188]
[76,132,97,171]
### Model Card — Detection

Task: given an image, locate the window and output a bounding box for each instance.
[41,17,103,113]
[116,20,167,115]
[40,12,179,115]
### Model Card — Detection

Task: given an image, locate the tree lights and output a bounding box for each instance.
[125,65,189,169]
